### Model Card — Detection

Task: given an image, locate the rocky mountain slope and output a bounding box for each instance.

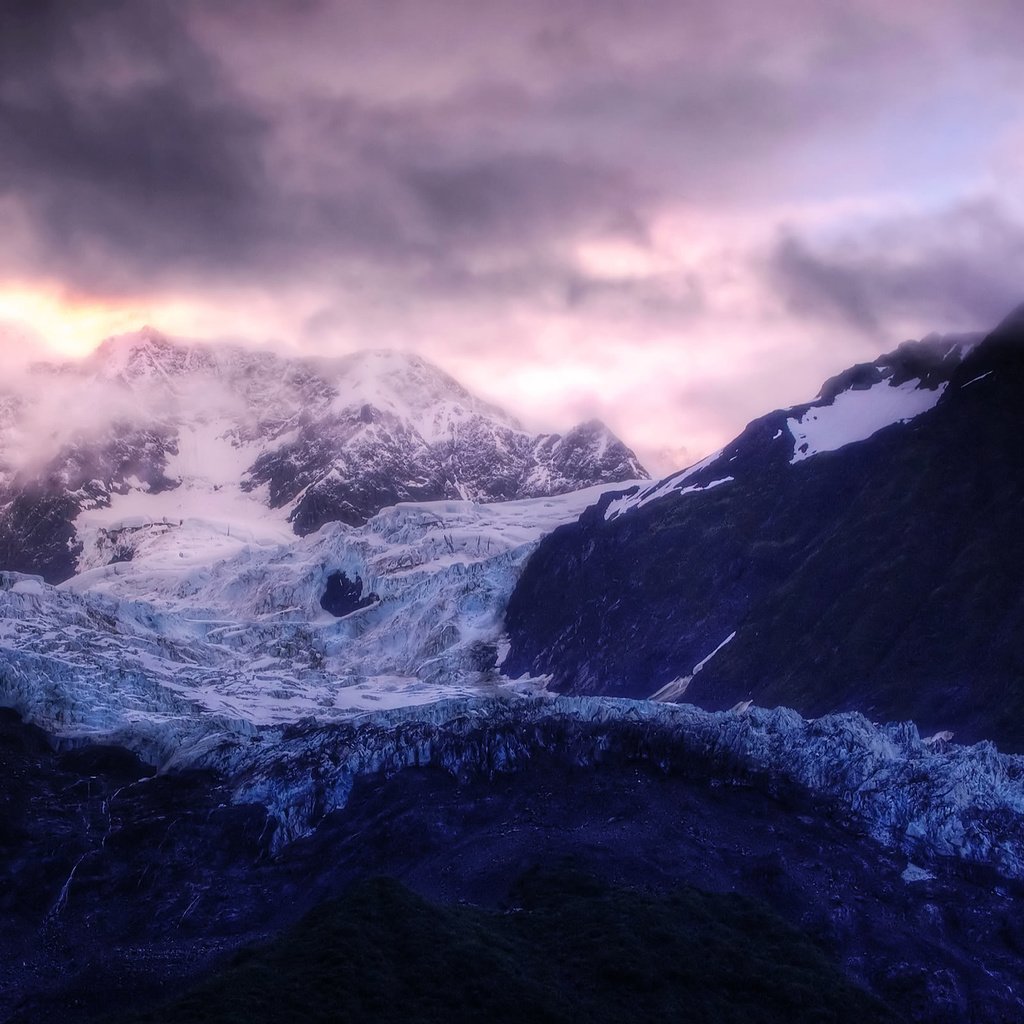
[3,697,1023,1023]
[0,329,646,583]
[2,317,1024,1022]
[504,315,1024,749]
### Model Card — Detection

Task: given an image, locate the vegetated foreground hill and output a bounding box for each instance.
[505,312,1024,750]
[0,329,645,583]
[116,875,896,1024]
[9,702,1023,1024]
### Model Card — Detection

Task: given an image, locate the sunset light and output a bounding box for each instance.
[0,283,149,358]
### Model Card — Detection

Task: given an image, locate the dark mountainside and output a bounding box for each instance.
[118,877,897,1024]
[4,707,1022,1024]
[505,316,1024,750]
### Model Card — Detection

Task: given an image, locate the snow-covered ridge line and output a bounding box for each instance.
[204,695,1024,880]
[600,333,979,523]
[1,329,647,583]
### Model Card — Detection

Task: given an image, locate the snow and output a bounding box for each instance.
[647,631,736,703]
[901,863,936,883]
[691,631,736,674]
[603,453,725,520]
[961,371,994,388]
[0,483,625,746]
[10,577,45,596]
[788,379,946,464]
[74,418,294,575]
[648,677,691,703]
[324,349,521,444]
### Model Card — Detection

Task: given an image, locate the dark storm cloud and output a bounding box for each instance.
[0,0,665,299]
[768,201,1024,334]
[0,0,273,286]
[406,153,647,245]
[3,0,1023,329]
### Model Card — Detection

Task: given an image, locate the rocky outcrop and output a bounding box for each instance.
[192,696,1024,882]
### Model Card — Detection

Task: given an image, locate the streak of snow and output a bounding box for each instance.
[603,453,728,520]
[961,371,994,388]
[691,631,736,675]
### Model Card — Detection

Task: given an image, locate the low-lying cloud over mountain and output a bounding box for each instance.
[3,1,1024,471]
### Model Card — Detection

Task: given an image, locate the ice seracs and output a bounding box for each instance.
[1,483,637,758]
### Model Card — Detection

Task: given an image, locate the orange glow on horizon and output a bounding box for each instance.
[0,281,318,362]
[0,281,158,358]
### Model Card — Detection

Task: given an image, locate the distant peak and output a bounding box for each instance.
[94,325,177,356]
[568,418,613,435]
[87,328,215,383]
[110,324,168,343]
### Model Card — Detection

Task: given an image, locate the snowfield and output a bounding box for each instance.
[1,483,634,755]
[788,378,947,463]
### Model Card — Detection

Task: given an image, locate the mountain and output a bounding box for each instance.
[0,329,647,583]
[4,693,1023,1023]
[3,321,1024,1024]
[504,318,1024,750]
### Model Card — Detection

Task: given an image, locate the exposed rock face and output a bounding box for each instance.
[207,696,1024,883]
[505,322,1024,750]
[319,570,379,617]
[0,330,646,582]
[3,704,1023,1024]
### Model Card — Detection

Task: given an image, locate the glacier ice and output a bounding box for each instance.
[2,478,1023,883]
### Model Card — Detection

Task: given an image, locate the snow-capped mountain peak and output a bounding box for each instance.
[85,327,218,384]
[322,348,524,443]
[0,329,647,583]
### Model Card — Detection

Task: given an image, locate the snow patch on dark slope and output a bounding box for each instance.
[0,330,647,583]
[603,330,977,520]
[505,320,1024,750]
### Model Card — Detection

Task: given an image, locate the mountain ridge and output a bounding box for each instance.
[0,329,647,582]
[504,319,1024,749]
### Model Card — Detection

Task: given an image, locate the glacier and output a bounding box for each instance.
[222,695,1024,878]
[3,497,1024,883]
[0,484,634,757]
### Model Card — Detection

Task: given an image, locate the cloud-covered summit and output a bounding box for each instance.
[2,1,1023,472]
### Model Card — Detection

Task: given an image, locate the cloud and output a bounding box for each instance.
[0,0,272,290]
[767,199,1024,334]
[2,0,1003,300]
[3,1,1024,474]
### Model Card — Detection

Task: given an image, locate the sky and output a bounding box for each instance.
[1,0,1023,474]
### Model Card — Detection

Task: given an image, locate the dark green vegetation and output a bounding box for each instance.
[117,872,897,1024]
[505,323,1024,750]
